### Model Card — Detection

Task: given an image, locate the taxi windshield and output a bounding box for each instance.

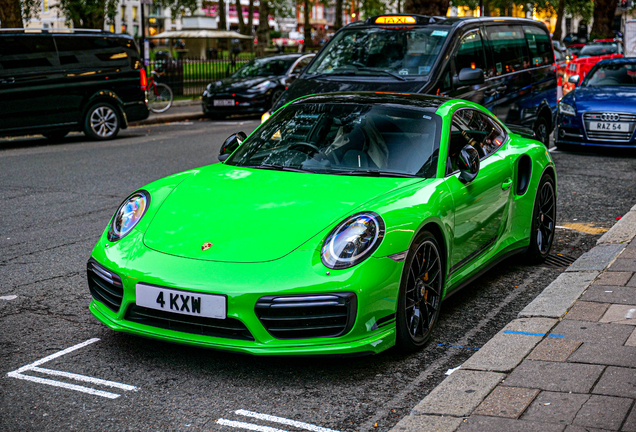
[306,26,449,79]
[584,63,636,87]
[578,43,619,58]
[226,103,441,177]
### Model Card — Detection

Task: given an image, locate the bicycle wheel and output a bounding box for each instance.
[148,83,173,113]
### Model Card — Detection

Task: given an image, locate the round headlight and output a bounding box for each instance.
[321,212,385,269]
[107,191,150,242]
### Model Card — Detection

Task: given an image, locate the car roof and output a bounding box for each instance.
[346,14,548,29]
[260,53,309,61]
[0,28,134,40]
[290,92,451,111]
[596,57,636,65]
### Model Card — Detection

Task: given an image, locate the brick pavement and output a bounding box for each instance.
[392,204,636,432]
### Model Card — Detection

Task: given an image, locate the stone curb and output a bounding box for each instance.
[390,206,636,432]
[131,111,205,126]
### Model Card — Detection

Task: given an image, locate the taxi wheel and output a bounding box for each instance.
[396,231,443,352]
[525,173,556,263]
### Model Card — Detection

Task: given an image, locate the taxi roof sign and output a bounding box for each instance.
[375,16,417,25]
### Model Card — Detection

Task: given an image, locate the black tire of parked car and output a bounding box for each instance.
[525,172,556,263]
[83,102,121,141]
[396,230,443,352]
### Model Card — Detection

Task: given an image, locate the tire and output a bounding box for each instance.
[525,173,557,263]
[83,103,120,141]
[396,231,444,352]
[43,130,70,141]
[148,83,173,113]
[534,117,550,147]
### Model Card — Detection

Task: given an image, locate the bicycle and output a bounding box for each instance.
[147,70,173,113]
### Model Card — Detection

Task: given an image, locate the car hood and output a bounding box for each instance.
[274,77,427,111]
[573,86,636,113]
[208,76,279,93]
[143,163,418,262]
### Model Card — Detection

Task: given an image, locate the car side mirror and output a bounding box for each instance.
[218,131,247,162]
[454,67,485,86]
[568,74,580,85]
[457,145,480,183]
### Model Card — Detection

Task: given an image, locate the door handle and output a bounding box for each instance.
[496,84,508,92]
[502,178,513,191]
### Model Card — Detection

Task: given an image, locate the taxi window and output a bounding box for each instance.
[484,25,530,75]
[523,25,554,67]
[455,32,486,74]
[306,27,449,78]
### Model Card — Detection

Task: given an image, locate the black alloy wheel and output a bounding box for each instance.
[525,173,556,262]
[271,88,284,105]
[84,102,120,141]
[396,231,443,352]
[534,117,550,147]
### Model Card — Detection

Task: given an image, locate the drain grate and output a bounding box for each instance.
[541,253,577,268]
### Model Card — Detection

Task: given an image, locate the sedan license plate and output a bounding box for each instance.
[136,283,226,319]
[589,122,631,131]
[213,99,235,107]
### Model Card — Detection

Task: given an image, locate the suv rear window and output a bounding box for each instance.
[306,27,449,78]
[54,35,136,67]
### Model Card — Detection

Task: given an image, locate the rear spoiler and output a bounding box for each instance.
[506,124,537,140]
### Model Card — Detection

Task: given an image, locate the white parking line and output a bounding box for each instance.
[217,419,289,432]
[235,410,341,432]
[6,338,138,399]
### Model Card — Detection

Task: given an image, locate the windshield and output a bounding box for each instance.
[306,27,449,79]
[583,63,636,87]
[226,103,441,177]
[232,57,296,78]
[579,43,619,58]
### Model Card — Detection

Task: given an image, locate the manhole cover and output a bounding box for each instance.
[542,253,577,268]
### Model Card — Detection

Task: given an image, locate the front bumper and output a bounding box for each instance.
[88,230,402,356]
[202,92,273,116]
[555,113,636,148]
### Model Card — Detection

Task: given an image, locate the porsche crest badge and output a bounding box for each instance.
[201,242,213,251]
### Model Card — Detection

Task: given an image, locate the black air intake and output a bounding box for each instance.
[87,259,124,312]
[255,293,357,339]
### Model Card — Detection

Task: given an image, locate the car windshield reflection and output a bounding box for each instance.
[226,103,441,178]
[584,63,636,87]
[232,57,296,78]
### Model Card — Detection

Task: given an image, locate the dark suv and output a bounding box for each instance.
[0,29,149,141]
[272,15,557,145]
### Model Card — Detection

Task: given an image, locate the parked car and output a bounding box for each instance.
[268,15,557,146]
[566,43,586,60]
[201,53,314,119]
[562,39,624,94]
[88,92,556,355]
[0,29,149,140]
[556,58,636,149]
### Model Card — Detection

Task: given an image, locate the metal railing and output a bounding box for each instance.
[147,54,255,96]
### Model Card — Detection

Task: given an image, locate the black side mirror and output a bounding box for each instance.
[453,67,485,86]
[457,145,480,183]
[218,131,247,162]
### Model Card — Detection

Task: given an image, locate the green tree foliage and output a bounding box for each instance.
[56,0,119,28]
[0,0,40,28]
[404,0,450,16]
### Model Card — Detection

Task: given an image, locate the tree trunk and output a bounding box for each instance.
[591,0,616,38]
[304,0,311,47]
[0,0,23,28]
[247,0,254,35]
[235,0,245,34]
[553,0,565,41]
[256,0,269,55]
[334,0,343,31]
[218,0,227,30]
[403,0,449,16]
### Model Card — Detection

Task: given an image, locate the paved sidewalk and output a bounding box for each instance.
[131,99,204,126]
[393,204,636,432]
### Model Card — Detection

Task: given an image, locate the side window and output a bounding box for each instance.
[291,56,312,75]
[0,35,57,74]
[54,36,132,68]
[484,25,530,75]
[523,25,554,67]
[455,31,486,74]
[447,109,506,173]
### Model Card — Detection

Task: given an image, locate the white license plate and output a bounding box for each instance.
[589,122,631,131]
[136,283,226,319]
[213,99,235,107]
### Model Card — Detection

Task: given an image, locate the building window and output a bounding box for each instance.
[110,24,115,33]
[43,22,50,29]
[43,0,49,13]
[132,6,138,21]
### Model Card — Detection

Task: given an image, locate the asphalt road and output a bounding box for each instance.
[1,120,635,432]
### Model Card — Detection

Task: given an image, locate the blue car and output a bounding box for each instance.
[555,58,636,149]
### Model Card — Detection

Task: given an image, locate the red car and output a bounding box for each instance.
[563,39,624,94]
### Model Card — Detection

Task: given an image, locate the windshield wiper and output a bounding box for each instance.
[307,70,357,79]
[351,67,407,81]
[308,66,406,81]
[244,164,317,173]
[334,170,419,178]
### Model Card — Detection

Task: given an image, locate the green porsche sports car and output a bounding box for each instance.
[88,92,556,355]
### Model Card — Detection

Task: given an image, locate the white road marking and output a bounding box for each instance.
[7,372,120,399]
[235,410,342,432]
[0,295,17,300]
[217,419,288,432]
[29,367,138,391]
[445,365,461,376]
[626,308,636,319]
[556,225,575,230]
[6,338,137,399]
